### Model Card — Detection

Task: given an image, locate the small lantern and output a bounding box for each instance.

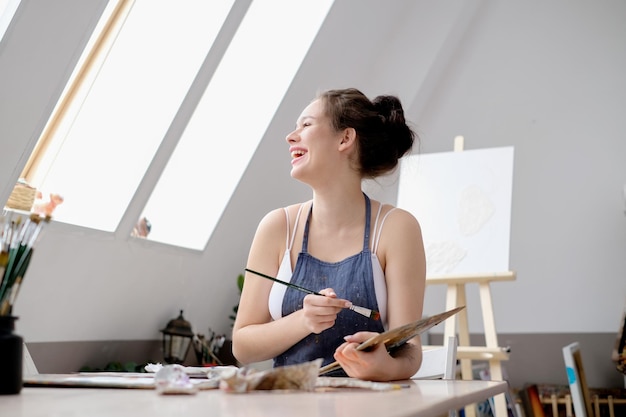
[160,310,194,364]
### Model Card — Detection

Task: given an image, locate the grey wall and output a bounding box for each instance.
[1,0,625,389]
[418,0,626,334]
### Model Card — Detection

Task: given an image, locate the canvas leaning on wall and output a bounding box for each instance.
[562,342,594,417]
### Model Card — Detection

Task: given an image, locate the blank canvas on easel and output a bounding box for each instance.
[397,146,514,275]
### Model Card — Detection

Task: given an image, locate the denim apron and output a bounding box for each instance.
[274,194,385,376]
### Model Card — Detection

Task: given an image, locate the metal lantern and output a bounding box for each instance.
[160,310,194,364]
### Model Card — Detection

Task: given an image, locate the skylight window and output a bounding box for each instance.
[140,0,333,249]
[21,0,333,251]
[29,0,235,233]
[0,0,21,43]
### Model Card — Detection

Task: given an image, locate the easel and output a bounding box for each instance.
[424,136,515,417]
[426,271,515,417]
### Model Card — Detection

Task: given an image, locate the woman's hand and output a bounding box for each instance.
[301,288,351,334]
[333,331,393,381]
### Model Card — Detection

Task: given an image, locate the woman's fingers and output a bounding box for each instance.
[318,288,337,297]
[301,289,350,333]
[334,331,387,379]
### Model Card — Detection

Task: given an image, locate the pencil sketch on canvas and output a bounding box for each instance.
[397,147,514,275]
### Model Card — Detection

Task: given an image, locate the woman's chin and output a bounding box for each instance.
[290,163,303,177]
[290,168,310,184]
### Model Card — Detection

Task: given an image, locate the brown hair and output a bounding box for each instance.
[317,88,416,177]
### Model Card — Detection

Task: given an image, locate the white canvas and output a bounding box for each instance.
[397,147,514,275]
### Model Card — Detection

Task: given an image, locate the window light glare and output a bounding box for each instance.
[35,1,234,232]
[142,0,333,249]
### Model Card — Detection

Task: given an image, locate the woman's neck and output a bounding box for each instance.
[310,186,366,231]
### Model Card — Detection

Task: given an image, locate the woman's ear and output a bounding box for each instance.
[338,127,356,151]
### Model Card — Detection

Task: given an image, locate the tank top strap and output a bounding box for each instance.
[369,198,384,251]
[284,204,306,251]
[372,207,397,254]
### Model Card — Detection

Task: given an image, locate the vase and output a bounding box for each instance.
[0,316,22,395]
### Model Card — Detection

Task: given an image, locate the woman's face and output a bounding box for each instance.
[285,99,344,182]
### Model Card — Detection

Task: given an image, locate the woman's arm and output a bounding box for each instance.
[231,207,349,365]
[333,207,426,381]
[231,208,304,364]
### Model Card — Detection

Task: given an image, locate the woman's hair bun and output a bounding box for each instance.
[373,95,414,159]
[317,88,418,177]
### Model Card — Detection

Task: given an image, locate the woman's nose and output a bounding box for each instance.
[285,129,298,143]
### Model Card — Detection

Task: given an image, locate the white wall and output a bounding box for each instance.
[1,0,625,352]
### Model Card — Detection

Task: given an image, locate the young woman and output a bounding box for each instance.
[232,88,426,381]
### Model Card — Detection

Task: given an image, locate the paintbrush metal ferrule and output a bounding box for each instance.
[349,304,381,321]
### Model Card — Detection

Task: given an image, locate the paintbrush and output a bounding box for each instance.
[0,216,11,290]
[244,268,380,321]
[0,218,20,302]
[0,213,49,316]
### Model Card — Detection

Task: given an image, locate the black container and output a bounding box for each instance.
[0,316,22,395]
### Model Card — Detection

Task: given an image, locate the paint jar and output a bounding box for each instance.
[0,316,22,395]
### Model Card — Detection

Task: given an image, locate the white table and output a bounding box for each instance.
[0,379,507,417]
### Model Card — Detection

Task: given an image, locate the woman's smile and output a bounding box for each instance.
[290,147,307,165]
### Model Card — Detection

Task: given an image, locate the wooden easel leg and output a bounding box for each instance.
[455,285,472,383]
[478,283,498,348]
[446,283,476,417]
[478,282,508,417]
[489,360,508,417]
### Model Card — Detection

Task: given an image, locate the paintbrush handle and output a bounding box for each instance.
[244,268,321,296]
[245,268,380,321]
[319,360,341,375]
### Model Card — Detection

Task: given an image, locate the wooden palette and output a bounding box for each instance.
[319,305,465,375]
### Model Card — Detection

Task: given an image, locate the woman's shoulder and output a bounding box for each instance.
[374,201,420,226]
[257,201,311,231]
[283,200,311,215]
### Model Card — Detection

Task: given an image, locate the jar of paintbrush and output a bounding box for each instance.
[0,315,22,394]
[0,210,50,394]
